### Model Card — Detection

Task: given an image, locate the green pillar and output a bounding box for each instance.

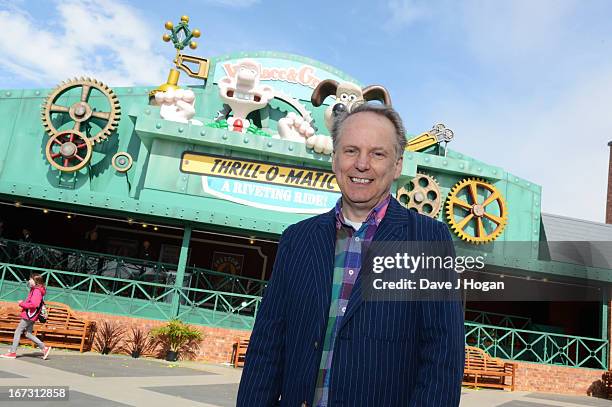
[171,224,192,317]
[603,298,609,341]
[602,292,610,370]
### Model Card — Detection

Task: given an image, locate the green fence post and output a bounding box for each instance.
[602,293,609,369]
[171,224,192,318]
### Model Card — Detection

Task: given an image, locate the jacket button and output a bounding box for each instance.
[314,341,318,349]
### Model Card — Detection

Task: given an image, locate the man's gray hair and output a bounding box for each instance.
[330,103,407,159]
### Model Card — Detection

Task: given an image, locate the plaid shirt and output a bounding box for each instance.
[313,195,390,406]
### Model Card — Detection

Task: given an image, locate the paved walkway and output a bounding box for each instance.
[460,388,612,407]
[0,347,610,406]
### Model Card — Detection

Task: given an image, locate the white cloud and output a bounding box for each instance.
[0,0,167,87]
[450,0,610,222]
[384,0,611,222]
[460,0,578,66]
[385,0,430,30]
[384,0,579,69]
[516,67,612,222]
[423,63,612,223]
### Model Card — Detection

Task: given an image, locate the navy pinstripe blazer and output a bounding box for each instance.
[237,197,464,406]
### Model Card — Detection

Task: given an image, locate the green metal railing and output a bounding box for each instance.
[188,266,266,297]
[0,262,259,331]
[0,256,608,368]
[0,238,178,280]
[465,321,608,369]
[0,238,267,298]
[465,308,532,330]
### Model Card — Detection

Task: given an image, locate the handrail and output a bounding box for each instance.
[0,238,267,297]
[465,321,608,369]
[0,261,260,330]
[465,308,532,330]
[0,237,178,269]
[0,258,607,368]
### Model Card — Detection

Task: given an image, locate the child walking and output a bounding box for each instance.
[0,274,51,359]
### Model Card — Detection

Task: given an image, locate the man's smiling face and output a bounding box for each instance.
[332,111,403,221]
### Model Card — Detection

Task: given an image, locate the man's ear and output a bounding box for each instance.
[394,156,403,179]
[331,151,337,173]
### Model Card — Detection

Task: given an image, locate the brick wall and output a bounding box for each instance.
[513,361,605,396]
[0,301,250,364]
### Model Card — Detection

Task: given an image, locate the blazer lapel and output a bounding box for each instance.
[313,209,337,333]
[338,198,411,333]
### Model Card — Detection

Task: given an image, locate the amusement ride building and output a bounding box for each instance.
[0,16,610,395]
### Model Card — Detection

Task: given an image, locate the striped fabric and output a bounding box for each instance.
[313,196,389,406]
[236,197,464,407]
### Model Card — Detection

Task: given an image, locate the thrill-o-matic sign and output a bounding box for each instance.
[182,152,340,213]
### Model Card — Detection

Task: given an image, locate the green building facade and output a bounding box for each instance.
[0,46,609,370]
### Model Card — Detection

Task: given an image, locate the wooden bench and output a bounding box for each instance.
[463,346,517,391]
[0,302,96,352]
[233,338,249,368]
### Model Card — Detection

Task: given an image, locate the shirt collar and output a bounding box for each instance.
[334,195,391,230]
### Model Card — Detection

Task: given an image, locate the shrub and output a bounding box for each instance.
[94,321,125,355]
[121,326,158,358]
[150,319,202,361]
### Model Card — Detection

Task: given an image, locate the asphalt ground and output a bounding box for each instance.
[0,346,609,406]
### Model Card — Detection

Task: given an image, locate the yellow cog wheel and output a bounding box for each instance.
[445,178,508,244]
[41,77,120,144]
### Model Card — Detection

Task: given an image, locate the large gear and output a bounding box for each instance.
[41,77,120,144]
[445,178,508,244]
[397,173,442,218]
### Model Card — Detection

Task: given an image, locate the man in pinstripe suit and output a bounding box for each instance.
[237,104,464,406]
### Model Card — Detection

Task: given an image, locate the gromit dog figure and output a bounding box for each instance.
[311,80,392,131]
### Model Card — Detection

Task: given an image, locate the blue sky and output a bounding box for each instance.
[0,0,610,222]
